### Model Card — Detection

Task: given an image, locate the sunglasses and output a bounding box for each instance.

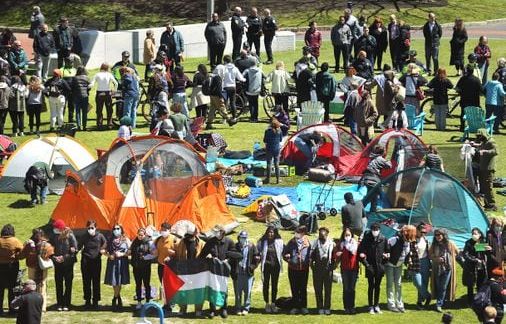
[113,227,121,230]
[435,233,443,237]
[87,227,95,230]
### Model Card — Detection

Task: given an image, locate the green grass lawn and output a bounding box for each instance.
[0,37,505,323]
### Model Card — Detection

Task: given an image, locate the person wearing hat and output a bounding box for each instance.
[10,279,43,324]
[112,51,138,84]
[117,115,132,140]
[90,63,118,128]
[49,219,77,311]
[199,225,236,318]
[474,128,498,210]
[53,17,73,68]
[310,227,336,315]
[231,230,260,316]
[399,62,427,115]
[359,222,387,314]
[44,69,71,130]
[463,227,489,304]
[153,222,176,314]
[429,228,459,313]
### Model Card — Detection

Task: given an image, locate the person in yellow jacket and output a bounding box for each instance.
[153,222,177,313]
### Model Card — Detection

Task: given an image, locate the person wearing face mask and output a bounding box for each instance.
[78,219,106,309]
[199,224,236,318]
[153,222,176,314]
[310,227,336,315]
[104,224,131,311]
[257,226,284,314]
[129,228,155,310]
[231,231,260,316]
[173,226,205,317]
[486,218,504,278]
[463,227,490,304]
[49,219,77,311]
[336,227,359,314]
[283,225,311,315]
[429,228,459,313]
[409,223,432,310]
[358,222,387,314]
[384,225,411,312]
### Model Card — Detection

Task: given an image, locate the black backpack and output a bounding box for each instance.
[201,75,213,96]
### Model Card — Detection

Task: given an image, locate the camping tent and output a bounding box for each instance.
[52,135,238,238]
[280,123,363,174]
[0,135,95,194]
[340,129,428,177]
[363,167,489,248]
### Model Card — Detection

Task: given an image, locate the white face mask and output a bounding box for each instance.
[239,238,247,245]
[472,234,480,242]
[88,228,96,236]
[344,235,352,242]
[372,230,380,238]
[160,230,170,238]
[53,229,61,235]
[113,229,121,237]
[145,228,154,237]
[495,226,502,233]
[294,233,303,240]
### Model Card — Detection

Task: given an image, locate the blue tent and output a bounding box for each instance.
[364,167,489,248]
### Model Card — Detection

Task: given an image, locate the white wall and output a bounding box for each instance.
[80,21,296,69]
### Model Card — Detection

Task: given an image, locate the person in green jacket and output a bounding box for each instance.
[315,62,337,122]
[475,128,499,210]
[24,161,54,205]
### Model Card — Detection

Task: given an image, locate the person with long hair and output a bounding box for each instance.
[8,75,28,136]
[104,224,131,311]
[359,223,387,314]
[265,61,292,112]
[420,144,445,171]
[49,219,77,311]
[263,118,283,184]
[26,76,44,134]
[78,219,107,309]
[71,66,90,130]
[336,227,359,314]
[171,65,192,117]
[429,228,459,312]
[257,226,284,313]
[427,68,454,130]
[450,18,468,76]
[310,227,336,315]
[486,218,504,276]
[22,228,53,313]
[190,64,210,118]
[369,17,388,70]
[89,63,117,128]
[0,224,24,315]
[129,227,155,310]
[463,227,489,304]
[408,224,432,310]
[399,63,428,115]
[44,69,71,131]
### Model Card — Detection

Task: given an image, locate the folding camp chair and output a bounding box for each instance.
[405,104,426,135]
[462,106,496,140]
[297,101,325,130]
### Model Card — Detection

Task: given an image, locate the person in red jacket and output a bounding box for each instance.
[336,227,359,314]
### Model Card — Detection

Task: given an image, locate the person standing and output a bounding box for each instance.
[160,22,184,72]
[388,14,401,71]
[362,145,392,212]
[104,224,130,311]
[310,227,336,315]
[89,63,117,129]
[398,20,412,70]
[246,7,263,59]
[49,219,77,311]
[78,220,106,309]
[429,228,459,313]
[354,27,377,65]
[262,9,278,64]
[231,7,246,60]
[190,64,210,118]
[344,8,360,61]
[456,64,482,131]
[337,227,359,314]
[71,66,90,131]
[257,226,283,313]
[409,224,432,310]
[53,17,73,68]
[8,40,28,82]
[315,62,337,122]
[475,36,492,84]
[10,280,43,324]
[29,6,45,39]
[0,224,24,316]
[370,17,388,70]
[205,13,227,70]
[205,70,237,130]
[486,218,505,276]
[265,61,292,112]
[475,129,499,210]
[331,16,352,73]
[120,67,140,129]
[463,227,489,304]
[304,21,322,62]
[450,18,468,76]
[283,226,310,315]
[341,192,367,236]
[422,13,442,75]
[243,62,263,122]
[359,223,387,314]
[129,227,155,310]
[143,30,156,81]
[44,69,69,131]
[171,65,192,117]
[0,76,10,135]
[220,55,245,120]
[153,222,176,314]
[427,68,454,131]
[8,75,28,136]
[353,89,378,145]
[483,72,505,133]
[263,118,283,184]
[399,63,427,115]
[33,24,54,81]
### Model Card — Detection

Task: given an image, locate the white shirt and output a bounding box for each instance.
[416,237,428,259]
[90,71,118,92]
[221,63,245,89]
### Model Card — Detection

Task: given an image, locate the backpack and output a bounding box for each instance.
[472,282,491,317]
[48,81,61,97]
[201,75,213,96]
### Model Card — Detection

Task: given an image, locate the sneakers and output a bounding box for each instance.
[135,302,142,310]
[265,303,272,313]
[62,307,69,311]
[270,303,278,313]
[242,310,249,316]
[57,306,63,311]
[398,307,405,313]
[227,118,238,126]
[387,305,399,312]
[318,309,325,315]
[324,309,331,315]
[220,309,228,318]
[369,306,375,314]
[374,306,382,314]
[436,306,443,313]
[301,308,309,315]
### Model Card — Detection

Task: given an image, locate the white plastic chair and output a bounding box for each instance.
[297,101,325,130]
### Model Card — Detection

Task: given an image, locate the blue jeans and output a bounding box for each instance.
[294,137,315,169]
[31,184,48,204]
[342,270,358,310]
[385,263,403,309]
[123,95,138,128]
[435,270,451,307]
[485,104,504,132]
[233,274,254,311]
[74,97,89,129]
[412,257,431,304]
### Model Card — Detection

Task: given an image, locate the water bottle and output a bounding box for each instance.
[253,141,261,152]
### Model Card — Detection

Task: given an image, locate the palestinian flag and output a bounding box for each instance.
[163,258,230,307]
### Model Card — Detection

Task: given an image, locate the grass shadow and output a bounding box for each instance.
[8,199,35,209]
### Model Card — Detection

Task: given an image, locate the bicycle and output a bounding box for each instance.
[262,85,298,118]
[226,82,248,119]
[420,89,461,124]
[111,82,150,126]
